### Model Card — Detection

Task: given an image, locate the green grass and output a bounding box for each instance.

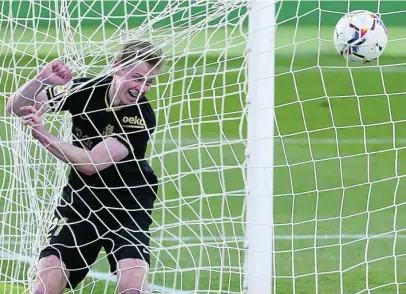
[2,23,406,293]
[0,282,25,293]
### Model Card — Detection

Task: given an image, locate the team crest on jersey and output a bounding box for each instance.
[52,80,73,96]
[102,124,115,136]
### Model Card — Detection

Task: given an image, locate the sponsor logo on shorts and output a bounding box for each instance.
[142,248,150,255]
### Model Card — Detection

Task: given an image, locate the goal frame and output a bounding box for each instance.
[245,0,275,293]
[0,0,277,292]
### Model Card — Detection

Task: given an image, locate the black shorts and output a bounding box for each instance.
[39,190,155,289]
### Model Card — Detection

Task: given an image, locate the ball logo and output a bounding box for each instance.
[122,116,145,129]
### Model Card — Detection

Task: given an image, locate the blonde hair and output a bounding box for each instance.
[117,40,164,72]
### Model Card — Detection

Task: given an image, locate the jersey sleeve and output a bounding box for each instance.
[112,132,137,153]
[45,78,85,113]
[112,127,150,155]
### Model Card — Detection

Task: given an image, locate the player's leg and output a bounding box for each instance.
[102,223,152,294]
[33,255,68,294]
[104,233,151,294]
[35,205,103,292]
[116,258,150,294]
[34,208,71,294]
[102,207,153,293]
[101,187,156,294]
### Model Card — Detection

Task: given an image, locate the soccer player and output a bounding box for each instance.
[7,40,164,294]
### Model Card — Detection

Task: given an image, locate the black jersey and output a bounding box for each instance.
[46,76,158,206]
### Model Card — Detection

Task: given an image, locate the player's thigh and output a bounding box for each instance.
[104,223,151,293]
[39,206,103,289]
[104,227,151,272]
[34,255,68,294]
[116,258,149,294]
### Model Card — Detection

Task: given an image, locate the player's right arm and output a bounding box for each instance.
[6,59,73,117]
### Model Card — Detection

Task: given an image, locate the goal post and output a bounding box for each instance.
[245,0,275,293]
[1,1,253,293]
[6,0,406,293]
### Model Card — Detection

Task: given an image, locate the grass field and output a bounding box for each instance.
[1,20,406,294]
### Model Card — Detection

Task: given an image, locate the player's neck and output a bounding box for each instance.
[108,84,122,107]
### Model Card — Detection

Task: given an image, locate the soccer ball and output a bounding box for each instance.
[334,10,388,63]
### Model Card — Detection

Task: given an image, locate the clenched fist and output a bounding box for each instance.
[36,59,73,86]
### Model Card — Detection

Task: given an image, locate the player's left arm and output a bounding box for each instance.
[44,136,128,176]
[21,106,129,175]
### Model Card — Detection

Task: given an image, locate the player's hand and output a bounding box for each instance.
[21,106,49,143]
[36,59,73,86]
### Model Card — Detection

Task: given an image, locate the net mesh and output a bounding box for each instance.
[3,0,406,293]
[272,1,406,293]
[0,0,248,293]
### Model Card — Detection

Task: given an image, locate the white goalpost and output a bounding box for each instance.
[2,0,404,293]
[0,0,258,293]
[245,0,274,293]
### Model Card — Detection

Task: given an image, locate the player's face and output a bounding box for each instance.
[114,61,157,105]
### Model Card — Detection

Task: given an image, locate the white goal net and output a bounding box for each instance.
[0,0,250,293]
[1,0,405,293]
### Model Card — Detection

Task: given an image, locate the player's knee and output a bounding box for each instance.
[117,259,149,293]
[34,255,67,294]
[33,279,64,294]
[118,281,148,294]
[39,255,64,269]
[118,287,142,294]
[32,290,60,294]
[32,287,60,294]
[119,290,141,294]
